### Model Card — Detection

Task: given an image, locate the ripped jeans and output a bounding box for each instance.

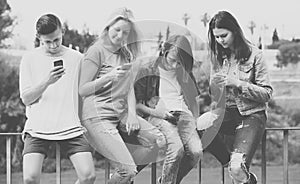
[206,108,266,169]
[82,115,165,184]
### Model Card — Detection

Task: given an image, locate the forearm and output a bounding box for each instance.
[238,81,273,103]
[136,103,163,118]
[21,80,49,106]
[79,75,112,97]
[127,85,137,116]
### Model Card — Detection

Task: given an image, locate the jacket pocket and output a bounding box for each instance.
[239,64,254,82]
[240,64,253,72]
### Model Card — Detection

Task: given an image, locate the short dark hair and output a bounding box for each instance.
[34,14,62,47]
[36,14,62,35]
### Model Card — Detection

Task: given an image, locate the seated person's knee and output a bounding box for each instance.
[228,152,249,183]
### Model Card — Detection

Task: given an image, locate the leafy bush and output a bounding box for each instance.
[0,52,25,173]
[267,40,291,50]
[276,42,300,67]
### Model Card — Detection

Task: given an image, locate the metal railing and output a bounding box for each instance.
[261,127,300,184]
[1,127,300,184]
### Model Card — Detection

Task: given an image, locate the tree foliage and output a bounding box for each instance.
[0,0,15,48]
[0,52,25,172]
[62,22,97,53]
[276,42,300,67]
[267,39,290,50]
[272,28,279,43]
[0,53,25,128]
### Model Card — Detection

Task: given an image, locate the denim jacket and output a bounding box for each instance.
[134,57,201,118]
[211,46,273,116]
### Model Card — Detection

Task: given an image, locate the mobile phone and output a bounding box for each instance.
[165,111,181,125]
[54,59,63,67]
[170,111,181,117]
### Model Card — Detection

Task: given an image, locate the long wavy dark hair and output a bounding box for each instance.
[208,11,252,66]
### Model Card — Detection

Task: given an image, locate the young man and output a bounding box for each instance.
[19,14,95,184]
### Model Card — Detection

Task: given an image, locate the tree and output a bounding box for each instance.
[258,36,262,49]
[272,28,279,43]
[0,1,23,169]
[165,26,170,41]
[0,0,15,48]
[276,42,300,67]
[200,13,210,28]
[267,39,290,50]
[248,21,256,36]
[0,52,25,172]
[62,22,97,53]
[182,13,190,26]
[156,31,163,43]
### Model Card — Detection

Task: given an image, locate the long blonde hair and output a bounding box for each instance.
[100,8,141,62]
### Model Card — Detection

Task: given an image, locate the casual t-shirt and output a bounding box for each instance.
[156,66,192,115]
[81,40,132,121]
[19,47,84,140]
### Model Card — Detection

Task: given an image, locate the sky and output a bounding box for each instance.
[7,0,300,49]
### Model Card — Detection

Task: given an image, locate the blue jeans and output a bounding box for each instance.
[118,117,166,172]
[149,111,203,184]
[82,115,165,184]
[206,108,266,169]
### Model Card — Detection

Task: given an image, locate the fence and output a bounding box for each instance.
[1,127,300,184]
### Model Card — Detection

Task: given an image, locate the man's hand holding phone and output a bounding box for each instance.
[46,60,65,85]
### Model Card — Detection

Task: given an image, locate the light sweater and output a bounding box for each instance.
[19,47,84,140]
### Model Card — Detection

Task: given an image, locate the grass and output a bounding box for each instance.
[1,164,300,184]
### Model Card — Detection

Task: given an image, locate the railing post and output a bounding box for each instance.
[151,162,157,184]
[198,160,202,184]
[221,165,225,184]
[283,130,289,184]
[55,142,61,184]
[6,136,11,184]
[261,130,267,184]
[105,159,110,184]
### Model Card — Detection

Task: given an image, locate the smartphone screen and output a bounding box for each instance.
[54,60,63,67]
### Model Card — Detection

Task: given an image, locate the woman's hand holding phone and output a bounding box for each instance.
[106,63,132,80]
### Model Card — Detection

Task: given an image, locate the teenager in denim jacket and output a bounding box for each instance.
[134,35,203,184]
[205,11,273,184]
